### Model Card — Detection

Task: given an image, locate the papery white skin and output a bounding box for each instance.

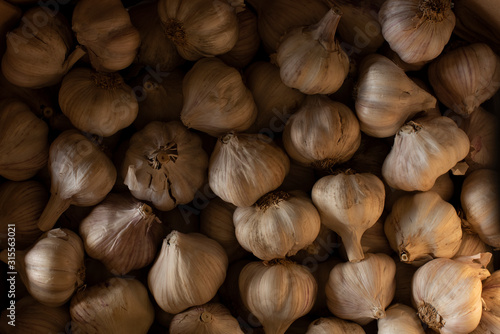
[158,0,239,61]
[180,57,257,137]
[461,169,500,248]
[378,0,455,64]
[325,253,396,325]
[70,278,154,334]
[429,43,500,117]
[377,304,424,333]
[283,95,361,167]
[384,191,462,265]
[148,231,228,314]
[305,317,365,334]
[169,303,244,334]
[122,121,208,211]
[382,117,470,191]
[311,171,385,262]
[239,260,317,334]
[79,193,163,275]
[476,270,500,333]
[233,190,321,261]
[355,54,437,137]
[276,8,349,95]
[208,132,290,207]
[412,254,492,334]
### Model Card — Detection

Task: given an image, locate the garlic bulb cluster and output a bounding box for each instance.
[38,130,117,231]
[276,8,349,94]
[283,95,361,170]
[79,193,163,275]
[377,304,424,333]
[382,117,470,191]
[239,260,317,334]
[0,181,47,250]
[1,8,85,88]
[170,303,244,334]
[326,253,396,325]
[428,43,500,117]
[233,190,321,260]
[148,231,228,314]
[385,191,462,265]
[0,100,49,181]
[59,68,138,137]
[412,253,492,333]
[312,171,385,262]
[72,0,140,72]
[475,270,500,333]
[378,0,455,64]
[355,54,437,137]
[122,121,208,211]
[70,277,154,334]
[157,0,239,61]
[461,169,500,248]
[180,57,257,136]
[306,317,365,334]
[208,132,290,207]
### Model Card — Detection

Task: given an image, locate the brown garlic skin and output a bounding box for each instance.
[306,317,365,334]
[473,270,500,333]
[1,8,85,88]
[72,0,141,72]
[0,100,49,181]
[0,181,47,250]
[58,68,139,137]
[428,43,500,117]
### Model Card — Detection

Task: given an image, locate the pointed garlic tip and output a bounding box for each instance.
[399,121,422,134]
[373,307,386,319]
[200,311,213,323]
[37,196,72,231]
[400,251,410,263]
[163,18,187,47]
[312,7,342,50]
[143,80,157,91]
[43,106,54,119]
[418,0,452,22]
[418,302,445,331]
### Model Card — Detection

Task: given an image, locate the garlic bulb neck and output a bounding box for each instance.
[373,307,386,319]
[148,143,178,169]
[200,311,214,323]
[400,121,422,134]
[256,191,291,210]
[418,301,445,331]
[163,19,187,46]
[221,132,235,144]
[418,0,451,22]
[310,6,342,51]
[311,158,340,172]
[91,72,124,89]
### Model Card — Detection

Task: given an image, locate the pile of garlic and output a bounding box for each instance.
[0,0,499,333]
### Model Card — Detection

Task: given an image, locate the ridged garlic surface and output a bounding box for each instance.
[475,270,500,333]
[377,304,424,333]
[382,117,470,191]
[170,303,244,334]
[325,253,396,325]
[148,231,228,314]
[305,317,365,333]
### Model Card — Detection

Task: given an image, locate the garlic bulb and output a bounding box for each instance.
[209,132,290,207]
[283,95,361,170]
[58,67,138,137]
[412,253,492,333]
[122,121,208,211]
[276,8,349,94]
[0,100,49,181]
[475,270,500,333]
[461,169,500,248]
[385,191,462,265]
[233,190,321,261]
[380,43,427,72]
[377,304,424,333]
[0,296,70,334]
[378,0,455,64]
[37,130,117,231]
[129,1,184,72]
[461,107,498,172]
[170,303,244,334]
[325,253,396,325]
[1,8,85,88]
[312,171,385,262]
[79,193,163,275]
[355,54,437,137]
[382,117,470,191]
[239,260,317,334]
[72,0,140,72]
[0,181,47,250]
[148,231,228,314]
[219,8,260,68]
[244,61,304,134]
[247,0,328,53]
[428,43,500,117]
[180,57,257,137]
[158,0,239,61]
[306,317,365,334]
[200,197,246,262]
[70,277,154,334]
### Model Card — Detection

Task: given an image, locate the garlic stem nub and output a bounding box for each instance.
[418,302,445,330]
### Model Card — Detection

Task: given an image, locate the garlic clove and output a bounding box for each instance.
[453,230,494,272]
[306,317,365,333]
[377,304,425,333]
[474,270,500,333]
